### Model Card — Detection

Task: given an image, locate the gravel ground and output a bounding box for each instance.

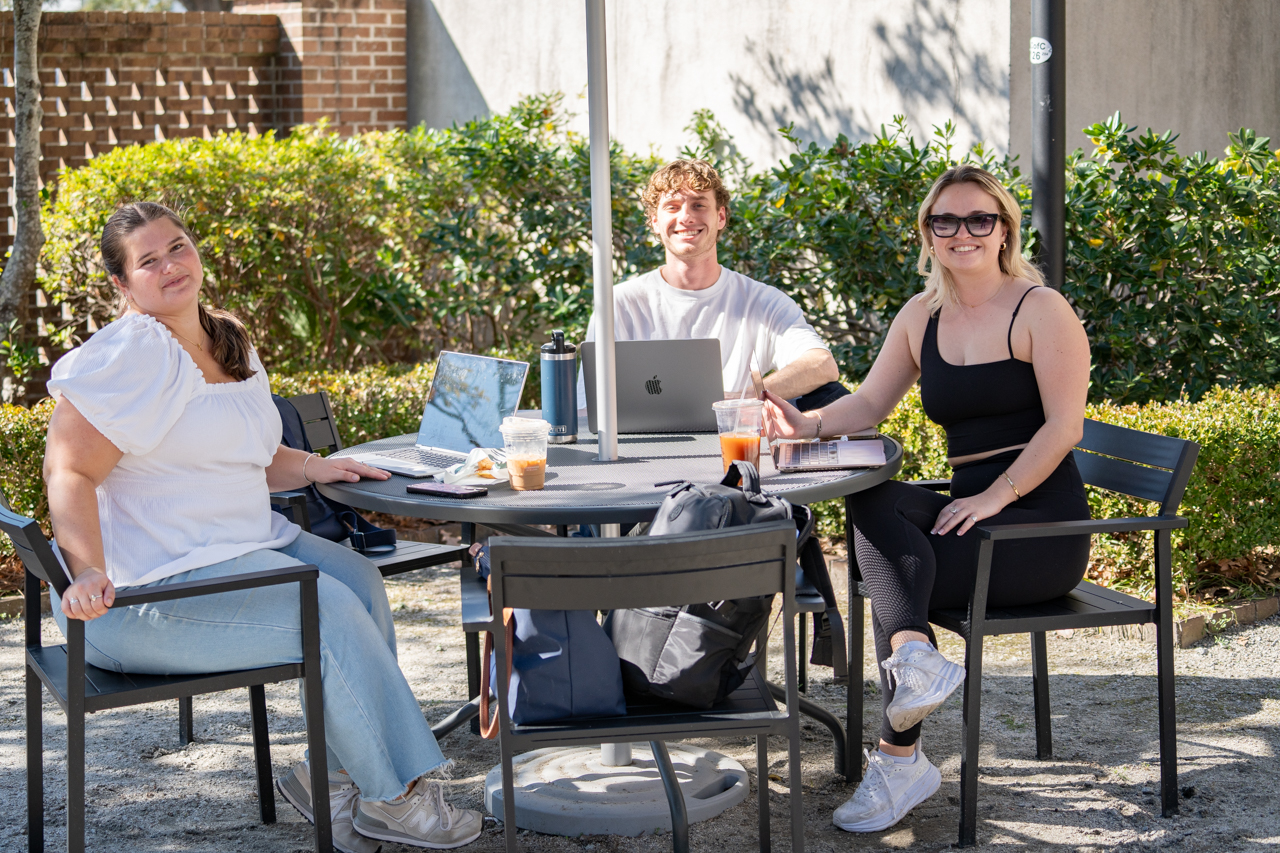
[2,555,1278,853]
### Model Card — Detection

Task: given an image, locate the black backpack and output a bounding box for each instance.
[604,461,844,708]
[270,395,396,553]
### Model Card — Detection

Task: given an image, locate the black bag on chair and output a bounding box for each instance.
[270,395,397,553]
[605,461,814,708]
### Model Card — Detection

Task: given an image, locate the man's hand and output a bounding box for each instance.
[762,348,839,399]
[62,567,115,621]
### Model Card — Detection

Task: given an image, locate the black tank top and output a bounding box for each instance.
[918,287,1045,457]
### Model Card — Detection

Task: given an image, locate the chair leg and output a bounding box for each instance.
[178,696,194,746]
[67,623,87,853]
[1155,529,1179,818]
[26,663,44,853]
[1030,632,1053,759]
[299,578,332,853]
[249,685,277,824]
[500,734,520,853]
[958,635,985,848]
[756,735,770,853]
[797,614,808,693]
[847,591,864,784]
[788,718,805,853]
[650,741,689,853]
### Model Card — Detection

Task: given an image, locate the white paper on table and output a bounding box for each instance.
[438,448,510,486]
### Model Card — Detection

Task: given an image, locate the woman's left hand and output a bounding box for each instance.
[310,456,391,484]
[931,490,1008,537]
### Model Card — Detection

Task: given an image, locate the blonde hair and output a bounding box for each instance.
[915,164,1044,313]
[641,159,731,223]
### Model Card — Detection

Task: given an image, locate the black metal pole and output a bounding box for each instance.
[1031,0,1065,291]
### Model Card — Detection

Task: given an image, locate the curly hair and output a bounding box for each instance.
[641,159,731,221]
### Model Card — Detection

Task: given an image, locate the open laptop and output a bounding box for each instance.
[581,339,722,433]
[347,351,530,477]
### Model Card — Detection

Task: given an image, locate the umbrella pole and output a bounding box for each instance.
[586,0,618,462]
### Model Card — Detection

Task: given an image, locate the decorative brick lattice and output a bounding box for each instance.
[0,10,282,248]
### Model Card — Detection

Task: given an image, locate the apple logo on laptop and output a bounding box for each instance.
[645,375,662,395]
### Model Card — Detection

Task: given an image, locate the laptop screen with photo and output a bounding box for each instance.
[416,351,529,452]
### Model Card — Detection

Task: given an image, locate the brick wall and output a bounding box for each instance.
[0,10,281,243]
[233,0,407,132]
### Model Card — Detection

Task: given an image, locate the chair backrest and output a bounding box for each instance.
[0,504,69,598]
[289,392,343,454]
[1073,419,1200,516]
[487,521,797,614]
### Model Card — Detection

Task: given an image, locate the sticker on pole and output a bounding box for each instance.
[1029,38,1052,64]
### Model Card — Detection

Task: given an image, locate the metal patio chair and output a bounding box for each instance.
[846,418,1199,846]
[481,521,805,853]
[1,503,333,853]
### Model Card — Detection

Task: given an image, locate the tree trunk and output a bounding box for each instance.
[0,0,45,332]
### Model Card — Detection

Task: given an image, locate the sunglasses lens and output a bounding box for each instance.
[929,216,961,237]
[968,214,999,236]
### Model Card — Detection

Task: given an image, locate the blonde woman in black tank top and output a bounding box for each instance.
[764,165,1091,833]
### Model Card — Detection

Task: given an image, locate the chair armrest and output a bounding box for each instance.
[907,479,952,492]
[271,491,312,533]
[975,515,1189,542]
[110,566,320,608]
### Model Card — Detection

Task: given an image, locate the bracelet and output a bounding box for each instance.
[1001,469,1021,500]
[302,452,319,484]
[814,413,823,440]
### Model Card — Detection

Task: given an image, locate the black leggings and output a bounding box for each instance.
[848,450,1091,747]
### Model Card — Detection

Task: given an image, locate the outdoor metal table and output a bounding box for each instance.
[318,431,903,526]
[318,431,903,834]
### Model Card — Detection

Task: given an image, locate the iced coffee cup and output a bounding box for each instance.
[499,417,551,490]
[712,399,763,474]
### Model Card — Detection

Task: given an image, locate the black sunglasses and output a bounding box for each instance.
[925,213,1000,238]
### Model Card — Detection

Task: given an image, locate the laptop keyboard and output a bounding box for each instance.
[378,447,468,468]
[794,442,839,466]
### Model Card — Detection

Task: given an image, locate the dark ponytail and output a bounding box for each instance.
[100,202,256,382]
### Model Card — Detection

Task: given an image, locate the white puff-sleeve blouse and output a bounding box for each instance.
[46,313,300,588]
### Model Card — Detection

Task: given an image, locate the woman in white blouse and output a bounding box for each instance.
[44,202,481,852]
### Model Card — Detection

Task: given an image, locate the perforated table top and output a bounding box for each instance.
[319,433,903,525]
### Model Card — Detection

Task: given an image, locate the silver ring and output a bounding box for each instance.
[970,515,978,522]
[949,507,959,514]
[69,598,80,604]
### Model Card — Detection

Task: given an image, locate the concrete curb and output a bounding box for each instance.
[0,591,51,619]
[1090,596,1279,648]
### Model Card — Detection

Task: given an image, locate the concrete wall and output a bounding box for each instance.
[407,0,1012,167]
[1009,0,1280,164]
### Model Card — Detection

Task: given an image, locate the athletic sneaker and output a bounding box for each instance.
[353,779,483,849]
[882,640,966,732]
[276,761,381,853]
[833,746,941,832]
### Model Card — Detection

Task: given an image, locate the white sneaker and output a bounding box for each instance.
[833,747,941,832]
[882,640,965,732]
[354,779,483,849]
[276,760,381,853]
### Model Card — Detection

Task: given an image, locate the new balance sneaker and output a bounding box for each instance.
[882,640,966,732]
[353,779,483,849]
[833,746,941,832]
[276,761,381,853]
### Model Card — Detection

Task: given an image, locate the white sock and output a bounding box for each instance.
[879,749,918,765]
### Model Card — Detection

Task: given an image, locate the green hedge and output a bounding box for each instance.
[33,101,1280,406]
[5,375,1276,601]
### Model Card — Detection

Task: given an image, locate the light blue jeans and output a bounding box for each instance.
[50,531,447,800]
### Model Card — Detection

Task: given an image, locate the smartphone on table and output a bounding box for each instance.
[406,483,488,499]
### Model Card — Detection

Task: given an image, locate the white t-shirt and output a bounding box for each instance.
[577,266,829,407]
[46,313,299,588]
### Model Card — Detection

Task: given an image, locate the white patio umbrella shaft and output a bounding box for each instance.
[586,0,618,462]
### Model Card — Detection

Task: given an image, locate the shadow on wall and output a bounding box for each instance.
[409,0,490,129]
[730,0,1008,155]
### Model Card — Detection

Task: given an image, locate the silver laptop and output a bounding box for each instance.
[348,351,529,477]
[581,339,722,434]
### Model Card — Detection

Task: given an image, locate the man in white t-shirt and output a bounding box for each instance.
[577,159,842,408]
